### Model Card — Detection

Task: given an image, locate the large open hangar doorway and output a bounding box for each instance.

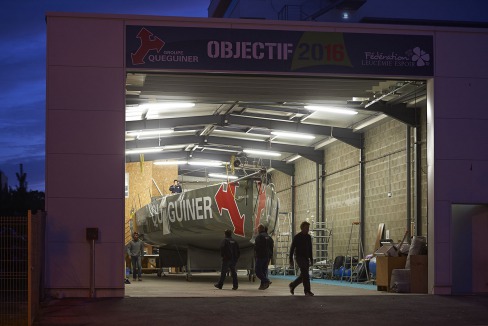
[46,13,488,298]
[123,71,428,296]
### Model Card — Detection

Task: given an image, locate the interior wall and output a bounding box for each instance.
[124,162,178,244]
[324,141,360,257]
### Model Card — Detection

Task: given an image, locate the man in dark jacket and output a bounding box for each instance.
[169,179,182,194]
[127,232,144,281]
[289,221,314,296]
[215,229,240,290]
[254,224,274,290]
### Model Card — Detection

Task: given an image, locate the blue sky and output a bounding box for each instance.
[0,1,208,191]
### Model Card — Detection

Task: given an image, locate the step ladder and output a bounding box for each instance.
[311,221,333,279]
[341,221,367,282]
[272,212,295,276]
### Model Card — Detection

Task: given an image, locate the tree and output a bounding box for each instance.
[0,164,44,216]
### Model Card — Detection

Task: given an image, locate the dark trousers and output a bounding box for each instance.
[217,259,238,288]
[131,256,142,279]
[255,257,270,285]
[290,257,311,293]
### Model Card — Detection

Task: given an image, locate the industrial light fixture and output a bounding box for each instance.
[153,160,187,165]
[125,148,163,154]
[353,114,388,131]
[188,160,224,167]
[314,138,337,149]
[208,173,238,180]
[243,149,281,157]
[144,102,195,119]
[141,102,195,109]
[271,131,315,140]
[126,106,145,121]
[286,155,301,163]
[126,129,173,138]
[304,105,358,115]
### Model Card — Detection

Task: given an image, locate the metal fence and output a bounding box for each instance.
[0,211,45,326]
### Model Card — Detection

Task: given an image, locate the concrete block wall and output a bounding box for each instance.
[271,170,292,216]
[271,109,428,261]
[363,119,410,254]
[293,159,319,234]
[324,141,360,258]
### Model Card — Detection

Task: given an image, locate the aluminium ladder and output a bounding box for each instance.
[341,221,367,282]
[311,220,333,279]
[273,212,295,276]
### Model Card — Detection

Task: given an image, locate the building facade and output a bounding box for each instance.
[45,12,488,297]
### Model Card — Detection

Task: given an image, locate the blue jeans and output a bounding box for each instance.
[255,257,270,285]
[217,259,238,288]
[131,256,142,279]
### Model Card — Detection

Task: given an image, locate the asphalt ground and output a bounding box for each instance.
[34,271,488,325]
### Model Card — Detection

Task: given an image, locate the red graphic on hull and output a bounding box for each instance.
[131,27,165,65]
[215,183,245,237]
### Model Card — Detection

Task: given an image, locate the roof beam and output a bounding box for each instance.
[126,114,362,149]
[365,101,418,126]
[125,150,295,176]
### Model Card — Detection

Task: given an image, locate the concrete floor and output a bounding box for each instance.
[35,271,488,325]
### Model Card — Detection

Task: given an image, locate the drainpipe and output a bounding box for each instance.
[316,163,320,225]
[406,126,412,243]
[291,175,296,236]
[359,135,365,258]
[414,126,421,236]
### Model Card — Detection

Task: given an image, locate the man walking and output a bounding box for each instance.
[289,221,314,296]
[127,231,144,281]
[254,224,274,290]
[215,229,240,290]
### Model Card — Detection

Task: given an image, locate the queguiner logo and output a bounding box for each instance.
[131,28,165,65]
[131,27,199,65]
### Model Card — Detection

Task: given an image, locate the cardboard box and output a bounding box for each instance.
[376,256,407,291]
[410,255,428,293]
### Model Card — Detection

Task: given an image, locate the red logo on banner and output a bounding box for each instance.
[215,183,245,237]
[131,27,165,65]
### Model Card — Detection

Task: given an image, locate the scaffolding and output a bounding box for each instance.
[311,220,333,279]
[271,212,295,276]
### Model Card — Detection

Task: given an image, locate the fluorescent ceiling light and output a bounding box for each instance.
[314,138,336,149]
[126,129,173,137]
[305,105,358,115]
[125,148,163,154]
[286,155,301,163]
[208,173,238,180]
[243,149,281,157]
[353,114,388,131]
[144,102,195,119]
[271,131,315,140]
[141,102,195,110]
[200,147,240,153]
[188,160,224,167]
[153,160,187,165]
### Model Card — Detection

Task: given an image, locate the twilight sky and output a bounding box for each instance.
[0,1,208,191]
[2,0,488,192]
